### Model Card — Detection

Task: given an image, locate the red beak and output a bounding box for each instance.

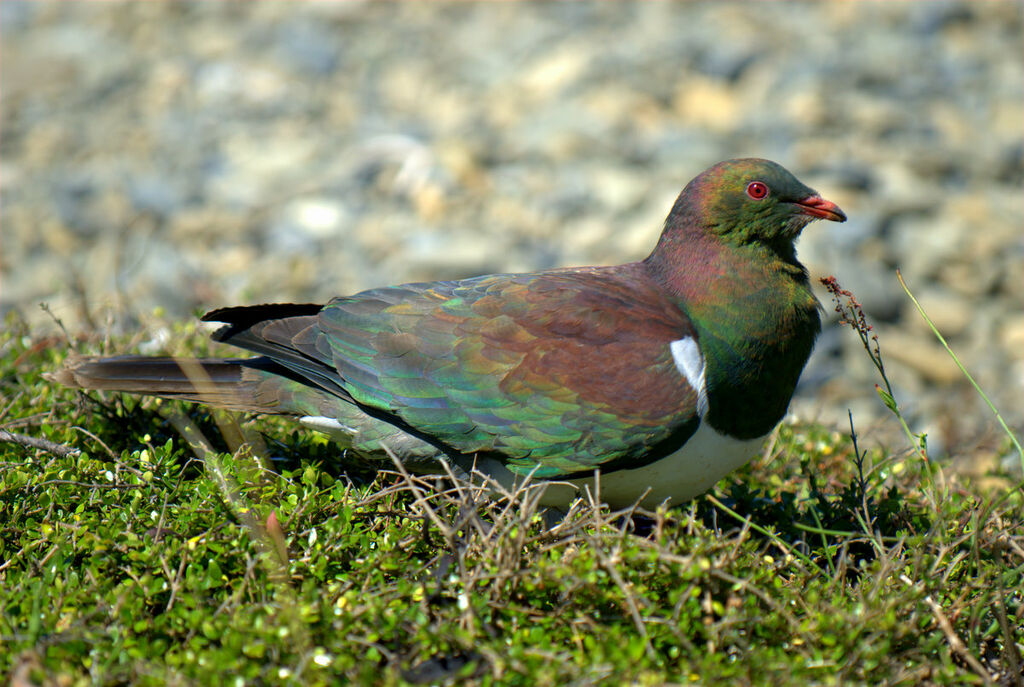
[794,195,846,223]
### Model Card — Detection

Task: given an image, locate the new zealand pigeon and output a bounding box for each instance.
[51,158,845,509]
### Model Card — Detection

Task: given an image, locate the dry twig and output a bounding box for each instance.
[0,428,80,458]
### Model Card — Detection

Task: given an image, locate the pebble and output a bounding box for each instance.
[904,288,973,338]
[875,329,962,386]
[1000,317,1024,359]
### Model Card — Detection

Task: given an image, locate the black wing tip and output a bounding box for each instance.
[202,303,325,340]
[201,302,324,324]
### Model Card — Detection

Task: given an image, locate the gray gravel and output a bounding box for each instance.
[2,1,1022,465]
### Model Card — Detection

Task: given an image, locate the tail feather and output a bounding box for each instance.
[47,354,320,414]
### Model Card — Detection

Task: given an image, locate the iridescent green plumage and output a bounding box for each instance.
[51,158,846,506]
[645,158,839,438]
[209,267,703,478]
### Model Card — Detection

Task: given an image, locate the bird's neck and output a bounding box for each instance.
[644,221,815,306]
[643,229,821,438]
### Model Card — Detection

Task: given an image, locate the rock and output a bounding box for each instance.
[0,0,34,33]
[874,328,962,385]
[695,45,758,82]
[268,197,349,255]
[195,61,290,108]
[816,259,903,323]
[999,316,1024,361]
[890,214,964,285]
[672,76,742,132]
[518,44,590,100]
[128,173,187,218]
[588,167,647,213]
[273,18,342,76]
[904,287,973,338]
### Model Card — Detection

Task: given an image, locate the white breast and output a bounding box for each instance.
[537,423,765,509]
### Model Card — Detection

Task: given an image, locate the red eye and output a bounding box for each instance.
[746,181,769,200]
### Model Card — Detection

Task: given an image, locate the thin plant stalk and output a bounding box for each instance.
[819,276,940,507]
[897,270,1024,474]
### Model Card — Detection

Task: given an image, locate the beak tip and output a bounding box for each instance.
[797,195,846,223]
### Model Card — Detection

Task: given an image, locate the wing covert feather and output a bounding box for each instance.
[314,264,702,476]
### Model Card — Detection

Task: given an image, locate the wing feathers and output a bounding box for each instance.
[190,264,701,475]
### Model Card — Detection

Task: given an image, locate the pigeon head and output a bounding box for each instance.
[663,158,846,249]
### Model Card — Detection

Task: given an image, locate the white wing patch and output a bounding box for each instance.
[670,337,709,418]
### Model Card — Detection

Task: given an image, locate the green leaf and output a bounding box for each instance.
[876,386,897,412]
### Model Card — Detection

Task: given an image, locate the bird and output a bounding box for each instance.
[51,158,845,510]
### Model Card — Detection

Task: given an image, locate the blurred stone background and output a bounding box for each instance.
[2,2,1022,467]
